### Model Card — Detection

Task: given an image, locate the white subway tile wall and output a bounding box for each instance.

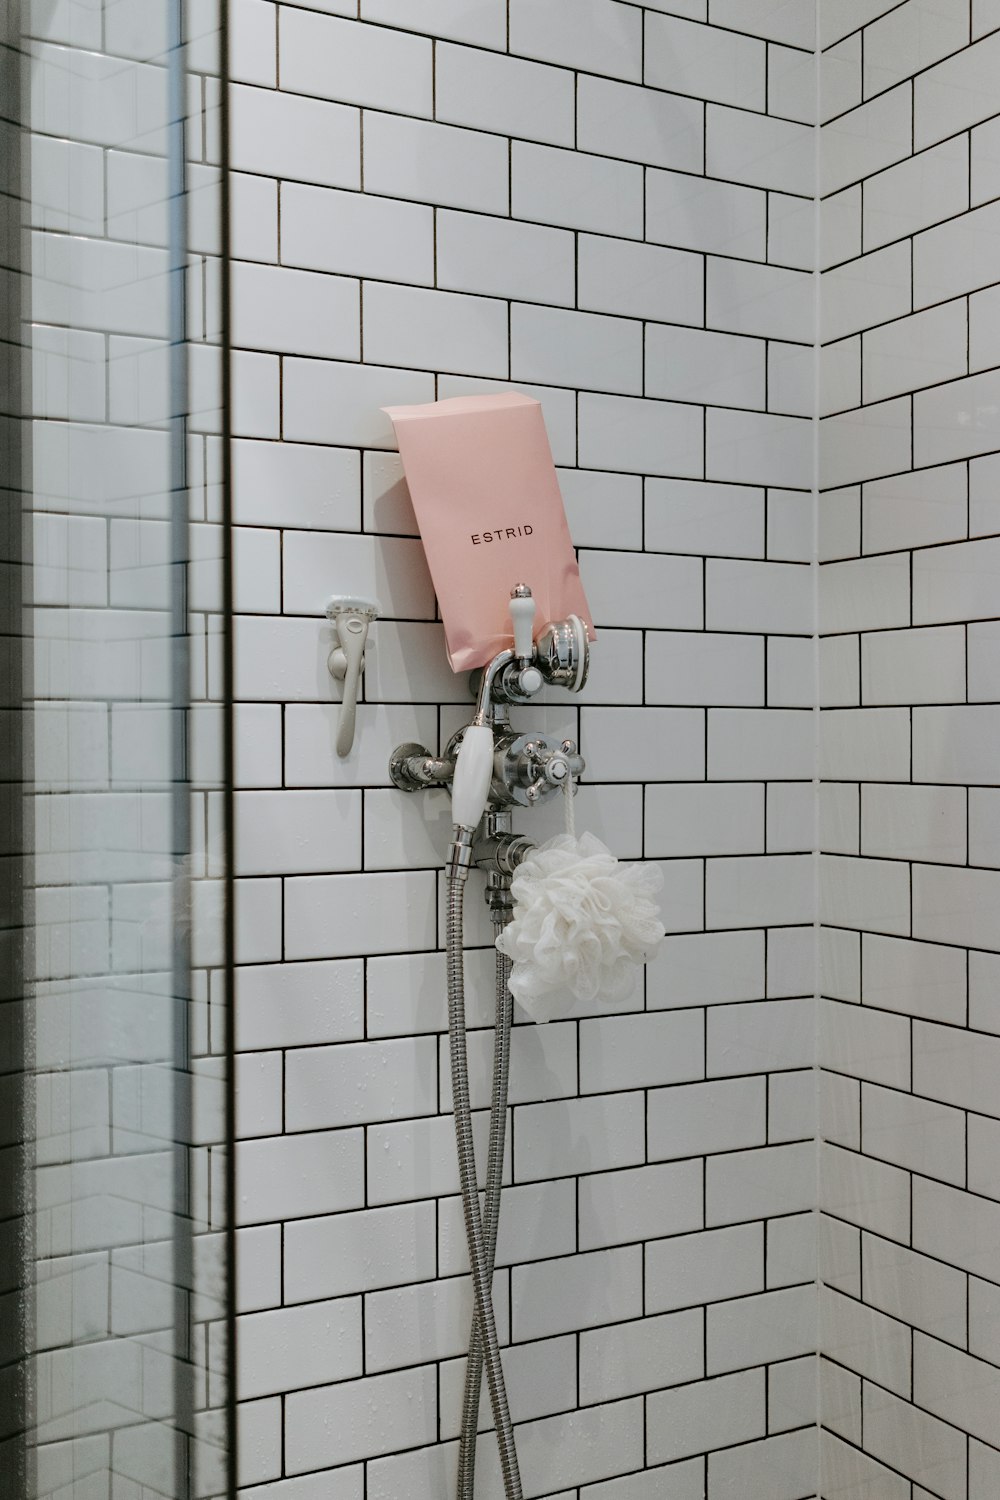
[818,1,1000,1496]
[229,0,818,1493]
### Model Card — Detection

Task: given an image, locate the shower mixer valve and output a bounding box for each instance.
[390,584,589,842]
[389,730,583,808]
[490,731,584,806]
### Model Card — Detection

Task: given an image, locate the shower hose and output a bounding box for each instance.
[446,862,523,1500]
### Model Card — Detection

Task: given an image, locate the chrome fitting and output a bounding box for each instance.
[389,742,454,792]
[535,614,590,693]
[446,827,476,882]
[474,830,535,877]
[486,870,516,926]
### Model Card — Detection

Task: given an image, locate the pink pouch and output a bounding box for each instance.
[383,392,594,672]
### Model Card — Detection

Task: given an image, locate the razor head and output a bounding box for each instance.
[326,594,381,622]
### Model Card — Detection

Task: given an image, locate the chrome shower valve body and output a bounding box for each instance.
[390,583,589,829]
[388,728,585,813]
[491,732,584,809]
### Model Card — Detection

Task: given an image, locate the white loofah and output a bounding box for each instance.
[496,830,666,1023]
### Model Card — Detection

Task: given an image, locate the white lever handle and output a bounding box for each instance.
[510,588,536,661]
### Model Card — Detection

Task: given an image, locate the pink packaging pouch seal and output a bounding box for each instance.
[383,392,594,672]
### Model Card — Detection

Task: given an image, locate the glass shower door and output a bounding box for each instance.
[1,2,233,1495]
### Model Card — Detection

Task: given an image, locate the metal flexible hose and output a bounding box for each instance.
[447,870,523,1500]
[457,926,514,1499]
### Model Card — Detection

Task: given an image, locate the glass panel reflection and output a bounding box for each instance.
[1,2,231,1495]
